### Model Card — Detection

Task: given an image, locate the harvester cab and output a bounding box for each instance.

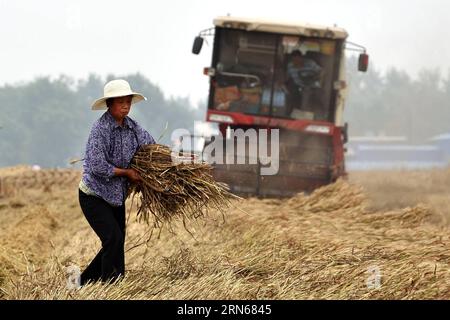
[191,16,368,197]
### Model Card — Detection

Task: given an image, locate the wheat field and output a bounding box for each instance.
[0,166,449,299]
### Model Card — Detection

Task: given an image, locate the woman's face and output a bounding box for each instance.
[109,95,133,120]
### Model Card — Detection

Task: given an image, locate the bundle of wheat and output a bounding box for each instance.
[128,144,240,229]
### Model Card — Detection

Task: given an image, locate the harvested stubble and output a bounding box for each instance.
[128,144,239,229]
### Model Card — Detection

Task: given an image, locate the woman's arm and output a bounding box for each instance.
[133,120,156,146]
[85,127,115,179]
[113,167,141,182]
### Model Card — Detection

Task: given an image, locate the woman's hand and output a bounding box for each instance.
[113,167,142,183]
[126,168,142,183]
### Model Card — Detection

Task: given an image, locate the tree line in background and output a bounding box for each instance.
[345,56,450,142]
[0,59,449,168]
[0,73,205,168]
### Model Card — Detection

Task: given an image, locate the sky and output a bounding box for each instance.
[0,0,449,105]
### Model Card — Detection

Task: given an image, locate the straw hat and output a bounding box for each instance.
[91,79,147,110]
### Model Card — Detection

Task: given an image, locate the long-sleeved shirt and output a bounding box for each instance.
[81,111,155,206]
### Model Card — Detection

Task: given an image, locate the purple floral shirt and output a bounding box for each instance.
[82,111,155,206]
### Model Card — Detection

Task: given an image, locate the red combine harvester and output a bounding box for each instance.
[192,16,368,197]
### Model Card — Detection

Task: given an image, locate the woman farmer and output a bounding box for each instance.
[78,79,155,285]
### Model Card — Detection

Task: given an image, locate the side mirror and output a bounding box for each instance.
[358,53,369,72]
[343,122,349,144]
[192,36,204,55]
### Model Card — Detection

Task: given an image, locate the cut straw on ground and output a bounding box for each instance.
[1,166,449,299]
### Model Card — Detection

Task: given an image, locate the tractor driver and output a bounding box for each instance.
[285,50,322,116]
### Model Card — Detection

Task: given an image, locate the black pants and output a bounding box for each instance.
[78,189,126,285]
